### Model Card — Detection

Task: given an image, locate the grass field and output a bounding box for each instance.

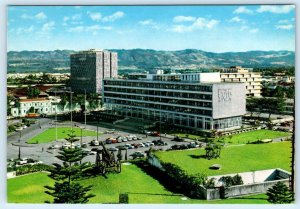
[155,142,291,176]
[27,127,100,144]
[174,130,290,144]
[7,165,269,204]
[222,130,290,144]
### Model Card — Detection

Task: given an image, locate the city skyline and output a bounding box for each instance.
[7,5,295,52]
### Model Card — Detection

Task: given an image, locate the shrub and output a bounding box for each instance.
[161,162,207,198]
[15,164,53,176]
[219,174,243,187]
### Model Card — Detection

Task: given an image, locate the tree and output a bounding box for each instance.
[266,182,294,204]
[27,85,40,98]
[246,97,260,117]
[260,97,285,119]
[44,131,95,203]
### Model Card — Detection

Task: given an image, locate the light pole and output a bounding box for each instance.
[18,130,22,143]
[70,88,73,130]
[75,124,83,146]
[84,89,87,129]
[55,90,57,141]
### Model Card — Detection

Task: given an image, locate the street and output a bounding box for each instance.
[7,118,191,165]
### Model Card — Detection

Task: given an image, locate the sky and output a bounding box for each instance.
[7,5,295,52]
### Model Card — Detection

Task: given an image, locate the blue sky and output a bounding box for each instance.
[7,5,295,52]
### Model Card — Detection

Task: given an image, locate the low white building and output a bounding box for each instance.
[11,98,58,117]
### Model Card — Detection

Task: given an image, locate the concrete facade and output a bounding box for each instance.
[220,66,262,97]
[70,49,118,94]
[103,73,245,131]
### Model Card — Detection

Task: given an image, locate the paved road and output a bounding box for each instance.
[7,118,192,165]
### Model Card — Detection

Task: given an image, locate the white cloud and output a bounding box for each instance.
[249,28,259,33]
[41,21,55,32]
[138,19,160,29]
[68,26,84,32]
[171,17,219,33]
[16,25,35,34]
[21,12,47,20]
[276,24,293,30]
[63,16,69,21]
[257,5,294,14]
[229,16,245,23]
[71,14,81,20]
[240,26,249,31]
[89,12,102,21]
[278,19,289,24]
[102,11,124,22]
[74,6,81,9]
[173,16,196,22]
[68,25,112,32]
[35,12,47,20]
[233,6,253,14]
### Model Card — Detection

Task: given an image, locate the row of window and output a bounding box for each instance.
[104,88,213,100]
[104,81,213,92]
[104,93,212,108]
[106,99,213,116]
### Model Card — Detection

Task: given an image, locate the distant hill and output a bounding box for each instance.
[7,49,295,73]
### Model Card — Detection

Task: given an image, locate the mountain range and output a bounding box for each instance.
[7,49,295,73]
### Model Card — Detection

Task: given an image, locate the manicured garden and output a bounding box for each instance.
[27,127,100,144]
[155,141,291,176]
[8,164,269,204]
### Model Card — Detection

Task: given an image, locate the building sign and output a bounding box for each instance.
[218,89,232,102]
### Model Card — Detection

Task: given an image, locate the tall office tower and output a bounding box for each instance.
[70,49,118,94]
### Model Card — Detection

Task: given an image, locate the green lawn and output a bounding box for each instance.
[7,164,269,204]
[174,130,290,145]
[155,142,291,176]
[27,127,100,144]
[223,130,290,144]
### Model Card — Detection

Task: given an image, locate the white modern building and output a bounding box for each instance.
[220,66,262,97]
[103,72,246,131]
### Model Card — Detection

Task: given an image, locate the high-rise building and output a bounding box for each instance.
[219,66,262,97]
[70,49,118,94]
[103,72,246,131]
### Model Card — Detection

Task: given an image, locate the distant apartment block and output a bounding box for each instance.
[103,72,246,131]
[220,66,262,97]
[70,49,118,94]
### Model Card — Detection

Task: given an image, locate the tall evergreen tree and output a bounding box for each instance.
[44,131,95,203]
[266,182,294,204]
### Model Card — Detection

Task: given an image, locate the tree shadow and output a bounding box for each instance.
[126,192,183,197]
[133,161,183,194]
[189,154,206,159]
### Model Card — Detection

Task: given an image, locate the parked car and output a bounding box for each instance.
[81,142,88,148]
[130,151,146,159]
[105,129,116,134]
[138,143,145,148]
[125,144,134,149]
[122,137,128,142]
[91,139,100,146]
[108,147,119,152]
[188,142,200,148]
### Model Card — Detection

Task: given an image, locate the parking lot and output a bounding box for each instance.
[7,118,193,165]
